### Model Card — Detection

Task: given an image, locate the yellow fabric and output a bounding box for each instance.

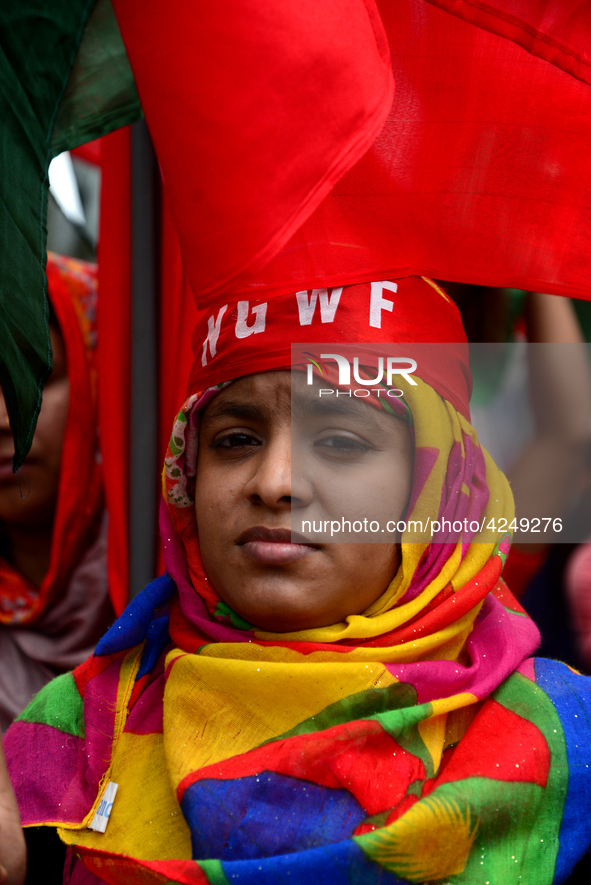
[163,651,399,782]
[59,731,193,861]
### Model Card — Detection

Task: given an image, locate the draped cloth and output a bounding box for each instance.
[6,277,591,882]
[239,0,591,302]
[108,0,591,304]
[0,254,113,730]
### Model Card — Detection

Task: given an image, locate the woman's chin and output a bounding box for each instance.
[227,596,349,634]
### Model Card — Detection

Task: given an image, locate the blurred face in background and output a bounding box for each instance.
[0,323,70,532]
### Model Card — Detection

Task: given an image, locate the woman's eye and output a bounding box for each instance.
[214,432,260,450]
[315,436,369,457]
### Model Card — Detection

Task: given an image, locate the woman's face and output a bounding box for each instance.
[0,323,69,531]
[194,371,413,632]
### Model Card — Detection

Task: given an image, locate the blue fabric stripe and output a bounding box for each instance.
[217,838,408,885]
[534,658,591,883]
[136,614,171,680]
[95,573,175,656]
[182,772,365,861]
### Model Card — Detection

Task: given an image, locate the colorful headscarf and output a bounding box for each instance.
[5,276,591,884]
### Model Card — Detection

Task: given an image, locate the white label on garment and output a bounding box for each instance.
[88,781,119,833]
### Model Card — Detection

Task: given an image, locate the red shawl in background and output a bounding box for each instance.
[0,254,114,729]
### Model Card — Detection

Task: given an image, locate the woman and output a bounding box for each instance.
[3,275,591,884]
[0,253,114,732]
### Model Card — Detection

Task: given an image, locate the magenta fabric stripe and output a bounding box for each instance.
[124,673,165,735]
[82,655,125,791]
[404,446,439,516]
[160,502,251,643]
[385,595,540,704]
[4,722,92,824]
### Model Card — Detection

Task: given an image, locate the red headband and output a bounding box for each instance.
[187,276,471,419]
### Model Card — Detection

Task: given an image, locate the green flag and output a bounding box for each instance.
[0,0,141,469]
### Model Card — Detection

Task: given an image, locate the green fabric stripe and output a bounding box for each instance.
[17,672,84,738]
[214,601,255,631]
[197,859,231,885]
[486,671,567,883]
[268,681,418,744]
[356,780,550,884]
[373,703,436,778]
[355,673,568,883]
[357,673,569,883]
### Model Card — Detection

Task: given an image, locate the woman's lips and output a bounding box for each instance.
[238,527,318,565]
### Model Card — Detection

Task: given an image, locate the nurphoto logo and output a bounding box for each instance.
[305,353,417,397]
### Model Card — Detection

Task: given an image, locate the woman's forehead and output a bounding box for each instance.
[200,372,291,425]
[200,370,409,439]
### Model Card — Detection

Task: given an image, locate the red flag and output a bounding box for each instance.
[113,0,591,303]
[242,0,591,300]
[425,0,591,85]
[111,0,394,300]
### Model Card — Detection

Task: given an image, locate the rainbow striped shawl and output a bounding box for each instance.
[7,377,591,883]
[5,564,591,885]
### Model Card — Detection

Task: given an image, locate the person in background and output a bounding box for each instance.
[446,287,591,558]
[448,284,591,667]
[566,529,591,670]
[0,253,114,732]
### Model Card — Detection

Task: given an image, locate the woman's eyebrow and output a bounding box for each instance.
[200,401,268,428]
[291,390,386,431]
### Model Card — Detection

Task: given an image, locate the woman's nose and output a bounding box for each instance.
[245,431,312,509]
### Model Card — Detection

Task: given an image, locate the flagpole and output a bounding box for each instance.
[129,120,159,598]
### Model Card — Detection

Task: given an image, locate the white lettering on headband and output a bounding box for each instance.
[200,281,400,366]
